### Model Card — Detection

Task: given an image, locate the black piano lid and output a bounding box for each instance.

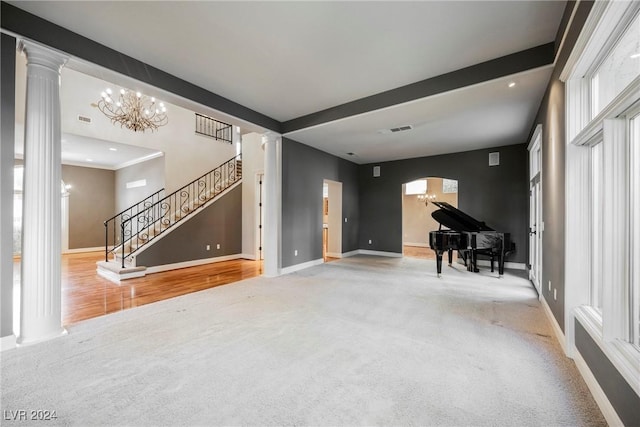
[430,201,494,232]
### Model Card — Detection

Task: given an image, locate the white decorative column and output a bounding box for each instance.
[18,41,68,345]
[262,132,281,277]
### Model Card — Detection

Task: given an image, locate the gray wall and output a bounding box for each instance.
[281,138,360,268]
[531,1,640,422]
[61,165,115,249]
[531,0,592,334]
[135,185,242,267]
[1,33,16,339]
[358,144,529,263]
[115,156,165,214]
[575,321,640,426]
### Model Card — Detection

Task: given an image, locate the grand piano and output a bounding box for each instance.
[428,201,515,277]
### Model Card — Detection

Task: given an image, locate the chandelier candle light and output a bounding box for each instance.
[97,88,168,132]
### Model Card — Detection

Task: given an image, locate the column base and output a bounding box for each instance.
[17,328,67,347]
[1,334,17,351]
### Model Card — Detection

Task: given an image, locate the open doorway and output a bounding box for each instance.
[322,179,342,262]
[402,177,458,259]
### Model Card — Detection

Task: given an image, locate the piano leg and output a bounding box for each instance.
[447,249,453,266]
[435,251,443,277]
[472,250,479,273]
[490,255,495,273]
[498,252,505,276]
[459,250,468,267]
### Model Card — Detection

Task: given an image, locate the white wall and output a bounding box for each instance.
[241,133,265,259]
[55,66,236,193]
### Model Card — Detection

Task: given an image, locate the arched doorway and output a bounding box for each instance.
[401,177,458,259]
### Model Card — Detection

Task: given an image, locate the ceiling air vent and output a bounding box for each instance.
[390,125,412,133]
[378,125,413,135]
[77,115,92,124]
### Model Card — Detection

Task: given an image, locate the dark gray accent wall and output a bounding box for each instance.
[135,185,241,267]
[530,0,593,332]
[115,156,165,214]
[575,321,640,426]
[358,144,528,263]
[0,2,280,133]
[281,138,359,268]
[61,165,115,249]
[283,43,554,133]
[1,33,16,338]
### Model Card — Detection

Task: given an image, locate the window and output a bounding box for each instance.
[405,179,426,195]
[630,113,640,348]
[591,11,640,117]
[562,0,640,393]
[590,141,603,312]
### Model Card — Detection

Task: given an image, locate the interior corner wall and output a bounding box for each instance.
[114,156,165,214]
[62,165,115,249]
[241,132,265,258]
[1,33,16,339]
[359,144,528,261]
[281,138,359,268]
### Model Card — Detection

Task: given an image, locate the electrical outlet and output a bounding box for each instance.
[206,245,210,251]
[548,280,551,291]
[554,288,557,300]
[344,217,348,222]
[294,250,298,256]
[216,244,220,250]
[368,239,372,244]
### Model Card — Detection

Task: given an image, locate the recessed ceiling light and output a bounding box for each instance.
[86,158,93,162]
[631,53,640,59]
[109,147,117,151]
[508,82,516,88]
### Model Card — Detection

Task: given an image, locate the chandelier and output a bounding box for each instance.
[97,88,168,132]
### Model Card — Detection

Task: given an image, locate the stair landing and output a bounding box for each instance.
[97,261,146,285]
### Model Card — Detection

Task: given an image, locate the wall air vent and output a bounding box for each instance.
[77,115,92,124]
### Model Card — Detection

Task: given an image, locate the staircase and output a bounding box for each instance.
[101,154,242,275]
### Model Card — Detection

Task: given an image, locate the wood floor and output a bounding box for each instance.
[12,247,432,327]
[14,252,262,326]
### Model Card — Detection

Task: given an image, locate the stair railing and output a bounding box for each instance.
[104,189,165,262]
[111,154,242,267]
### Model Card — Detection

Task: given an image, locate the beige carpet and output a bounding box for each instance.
[1,255,605,426]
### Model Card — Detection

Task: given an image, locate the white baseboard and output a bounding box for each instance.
[63,246,103,254]
[341,250,360,258]
[1,334,16,352]
[403,242,430,248]
[475,259,527,270]
[359,249,403,257]
[573,349,624,427]
[280,258,324,275]
[541,295,567,355]
[240,253,258,261]
[145,254,242,275]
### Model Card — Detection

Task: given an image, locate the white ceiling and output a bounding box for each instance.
[287,66,553,163]
[7,1,567,164]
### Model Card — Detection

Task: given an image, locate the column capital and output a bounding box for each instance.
[261,131,281,148]
[19,39,68,72]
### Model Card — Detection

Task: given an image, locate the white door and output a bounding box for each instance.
[528,125,543,296]
[529,176,542,294]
